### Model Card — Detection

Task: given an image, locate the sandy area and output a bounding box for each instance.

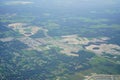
[85,44,120,55]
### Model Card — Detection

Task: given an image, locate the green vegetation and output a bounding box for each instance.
[0,14,35,23]
[90,24,120,29]
[66,17,109,23]
[89,56,108,65]
[42,21,60,30]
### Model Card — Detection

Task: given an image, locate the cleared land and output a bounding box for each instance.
[5,23,120,56]
[85,44,120,55]
[85,74,120,80]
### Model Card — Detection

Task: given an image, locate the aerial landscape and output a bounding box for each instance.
[0,0,120,80]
